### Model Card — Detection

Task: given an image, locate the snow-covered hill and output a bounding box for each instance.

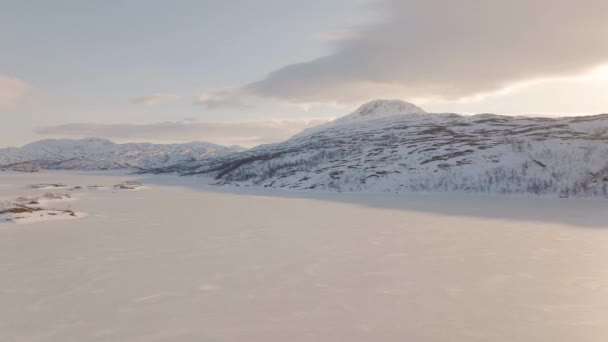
[0,138,244,171]
[294,99,427,138]
[145,100,608,198]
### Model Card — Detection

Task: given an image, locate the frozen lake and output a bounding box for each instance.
[1,171,608,341]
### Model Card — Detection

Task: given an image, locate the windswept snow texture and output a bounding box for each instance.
[1,171,608,341]
[148,100,608,198]
[0,138,243,171]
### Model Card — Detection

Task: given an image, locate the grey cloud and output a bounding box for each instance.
[244,0,608,104]
[36,119,330,147]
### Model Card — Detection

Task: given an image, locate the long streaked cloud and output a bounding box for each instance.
[0,75,32,109]
[36,119,331,147]
[134,93,182,106]
[196,91,253,110]
[235,0,608,105]
[133,91,255,110]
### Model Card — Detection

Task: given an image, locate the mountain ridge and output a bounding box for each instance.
[0,138,244,171]
[4,100,608,198]
[143,100,608,198]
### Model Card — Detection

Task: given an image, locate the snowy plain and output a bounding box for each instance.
[1,171,608,341]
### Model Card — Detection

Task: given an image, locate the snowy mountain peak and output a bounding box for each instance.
[344,99,427,122]
[293,100,427,139]
[334,100,427,126]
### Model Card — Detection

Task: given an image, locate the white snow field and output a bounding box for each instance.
[1,171,608,341]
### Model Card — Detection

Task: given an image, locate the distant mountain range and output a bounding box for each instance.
[3,100,608,197]
[0,138,244,171]
[144,100,608,198]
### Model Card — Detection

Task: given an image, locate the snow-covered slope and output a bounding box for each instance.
[146,100,608,198]
[0,138,244,170]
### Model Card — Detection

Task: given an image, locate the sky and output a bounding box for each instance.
[2,0,608,148]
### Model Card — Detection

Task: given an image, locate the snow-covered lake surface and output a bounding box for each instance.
[1,171,608,341]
